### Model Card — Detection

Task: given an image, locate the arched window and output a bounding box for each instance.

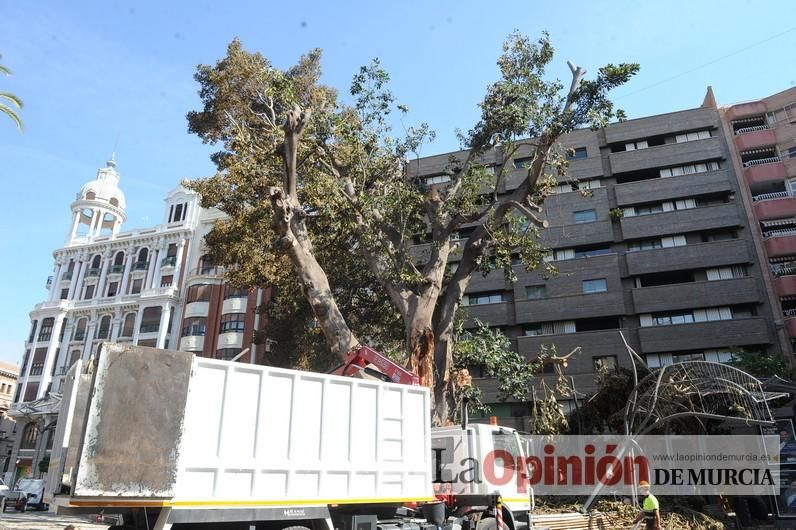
[199,254,215,274]
[20,423,39,450]
[97,315,112,339]
[136,248,149,270]
[68,349,81,367]
[85,191,96,200]
[109,197,119,207]
[113,251,125,267]
[139,307,162,334]
[37,318,54,341]
[91,254,102,270]
[121,313,136,337]
[45,423,57,450]
[73,318,88,341]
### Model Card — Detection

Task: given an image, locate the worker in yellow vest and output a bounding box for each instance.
[633,480,661,530]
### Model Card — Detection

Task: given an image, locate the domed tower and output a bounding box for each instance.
[66,155,127,244]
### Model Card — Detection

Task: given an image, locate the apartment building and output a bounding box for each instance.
[0,361,18,481]
[411,102,785,428]
[714,87,796,355]
[6,157,266,483]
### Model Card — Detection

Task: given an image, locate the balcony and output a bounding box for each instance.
[60,271,73,281]
[184,301,210,318]
[109,264,124,274]
[515,291,624,323]
[638,317,771,353]
[620,203,741,240]
[461,302,512,327]
[785,311,796,338]
[764,230,796,257]
[726,101,767,121]
[753,192,796,220]
[86,268,101,277]
[734,128,775,152]
[626,239,751,276]
[217,331,244,349]
[776,275,796,297]
[609,137,723,175]
[614,170,732,206]
[744,160,787,185]
[222,297,247,314]
[179,335,204,352]
[139,324,160,334]
[516,329,634,374]
[133,261,149,271]
[631,277,760,314]
[540,220,614,249]
[161,256,177,268]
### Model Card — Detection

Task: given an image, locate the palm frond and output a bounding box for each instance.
[0,65,12,76]
[0,92,22,109]
[0,104,23,131]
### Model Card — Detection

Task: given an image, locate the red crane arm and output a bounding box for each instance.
[330,345,420,386]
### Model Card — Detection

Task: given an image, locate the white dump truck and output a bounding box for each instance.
[45,344,534,530]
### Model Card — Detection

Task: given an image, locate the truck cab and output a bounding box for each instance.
[432,423,531,530]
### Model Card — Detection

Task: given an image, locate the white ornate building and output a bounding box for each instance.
[7,156,205,483]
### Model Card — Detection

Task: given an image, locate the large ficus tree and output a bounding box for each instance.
[188,33,638,423]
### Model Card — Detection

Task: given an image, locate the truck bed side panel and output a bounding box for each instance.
[174,358,433,504]
[73,344,194,497]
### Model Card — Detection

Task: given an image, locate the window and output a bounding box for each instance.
[160,275,173,287]
[463,292,504,306]
[574,209,597,224]
[422,174,451,186]
[97,316,111,339]
[73,318,87,341]
[217,348,242,361]
[224,285,249,299]
[513,156,534,169]
[186,283,213,303]
[526,285,546,300]
[219,313,246,333]
[38,318,54,341]
[28,320,38,343]
[20,423,39,449]
[582,279,608,294]
[675,129,711,143]
[173,203,183,222]
[701,230,737,243]
[130,279,143,294]
[593,355,617,371]
[182,317,207,337]
[574,246,613,258]
[121,314,136,337]
[60,288,69,300]
[566,147,587,160]
[625,140,648,151]
[659,160,720,178]
[706,266,747,281]
[107,281,118,297]
[84,284,95,300]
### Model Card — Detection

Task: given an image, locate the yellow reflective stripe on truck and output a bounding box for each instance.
[69,497,437,508]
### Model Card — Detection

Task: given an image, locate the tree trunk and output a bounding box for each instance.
[406,311,435,391]
[269,188,359,361]
[431,332,456,426]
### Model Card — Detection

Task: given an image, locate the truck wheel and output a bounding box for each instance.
[476,516,509,530]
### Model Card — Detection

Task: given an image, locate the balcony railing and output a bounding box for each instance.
[72,331,85,341]
[753,191,790,202]
[110,264,124,273]
[744,156,781,167]
[735,124,769,135]
[86,268,101,277]
[161,256,177,267]
[191,265,225,277]
[784,308,796,318]
[764,228,796,239]
[773,265,796,277]
[133,261,149,271]
[139,324,160,333]
[61,271,73,281]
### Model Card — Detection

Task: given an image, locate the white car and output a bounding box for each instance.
[0,478,8,496]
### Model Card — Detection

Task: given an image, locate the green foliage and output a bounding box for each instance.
[609,207,624,220]
[728,348,790,379]
[0,62,23,131]
[37,455,49,474]
[186,34,638,394]
[568,367,636,434]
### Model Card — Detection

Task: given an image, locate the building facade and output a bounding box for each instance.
[0,361,19,482]
[713,87,796,355]
[411,101,787,428]
[6,157,266,483]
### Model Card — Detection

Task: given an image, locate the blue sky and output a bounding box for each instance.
[0,1,794,364]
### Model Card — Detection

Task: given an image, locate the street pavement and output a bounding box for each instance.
[0,510,111,529]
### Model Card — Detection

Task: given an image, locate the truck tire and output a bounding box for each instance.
[476,516,509,530]
[733,497,752,527]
